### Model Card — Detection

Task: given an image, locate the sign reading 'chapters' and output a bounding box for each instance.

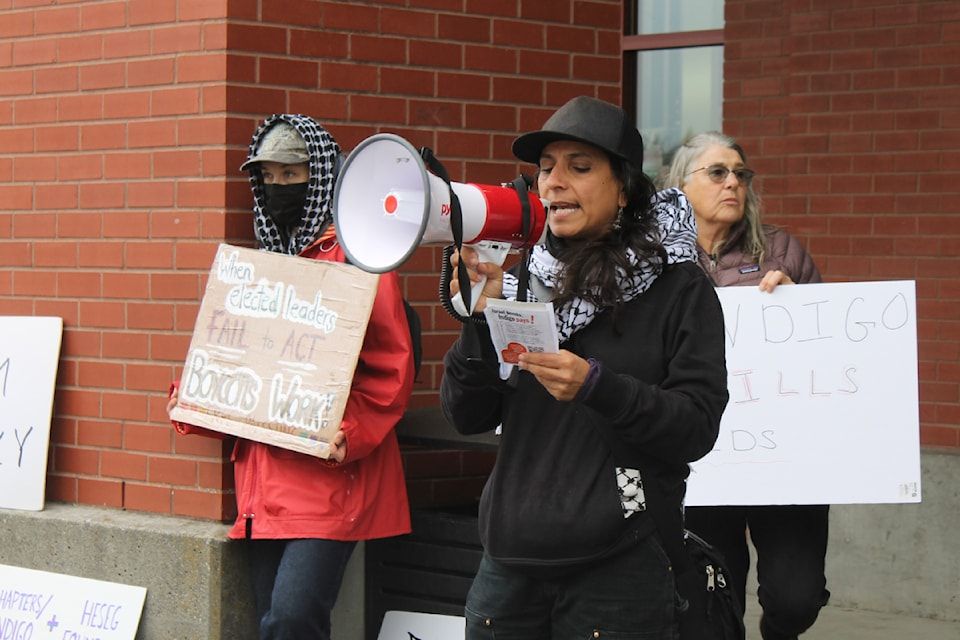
[170,244,380,459]
[0,564,146,640]
[686,280,920,506]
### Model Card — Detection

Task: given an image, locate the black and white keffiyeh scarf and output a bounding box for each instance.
[246,114,342,255]
[501,188,698,343]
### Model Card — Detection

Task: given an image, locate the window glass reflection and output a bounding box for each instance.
[634,46,723,177]
[636,0,723,34]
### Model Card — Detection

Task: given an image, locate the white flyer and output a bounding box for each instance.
[483,299,560,365]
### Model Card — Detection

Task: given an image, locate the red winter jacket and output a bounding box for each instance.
[171,229,414,541]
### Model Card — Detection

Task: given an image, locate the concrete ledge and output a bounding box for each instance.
[745,450,960,623]
[0,504,256,639]
[826,449,960,621]
[0,504,369,639]
[396,406,499,449]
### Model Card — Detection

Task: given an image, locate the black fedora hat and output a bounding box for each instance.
[512,96,644,168]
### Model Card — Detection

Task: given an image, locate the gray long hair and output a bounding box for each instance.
[659,131,766,261]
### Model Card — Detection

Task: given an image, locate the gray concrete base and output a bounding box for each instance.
[744,596,960,639]
[826,449,960,621]
[745,449,960,623]
[0,504,259,639]
[0,504,368,639]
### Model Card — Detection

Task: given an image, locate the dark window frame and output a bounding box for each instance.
[622,29,724,52]
[621,3,725,119]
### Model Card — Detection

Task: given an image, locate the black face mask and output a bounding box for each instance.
[262,182,308,229]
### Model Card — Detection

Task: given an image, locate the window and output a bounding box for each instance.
[623,1,724,177]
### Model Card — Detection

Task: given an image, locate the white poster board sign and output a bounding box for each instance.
[0,563,146,639]
[686,280,920,506]
[0,316,63,511]
[378,611,465,640]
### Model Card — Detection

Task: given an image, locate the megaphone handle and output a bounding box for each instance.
[450,241,511,316]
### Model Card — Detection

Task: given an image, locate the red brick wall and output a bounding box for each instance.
[0,1,622,520]
[724,0,960,449]
[1,0,243,520]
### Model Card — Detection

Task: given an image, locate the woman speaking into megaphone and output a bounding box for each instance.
[441,96,730,638]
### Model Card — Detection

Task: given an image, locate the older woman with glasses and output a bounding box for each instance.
[659,131,830,640]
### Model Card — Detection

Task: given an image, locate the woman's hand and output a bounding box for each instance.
[759,269,794,292]
[517,350,591,402]
[327,430,348,463]
[166,387,179,417]
[449,246,504,313]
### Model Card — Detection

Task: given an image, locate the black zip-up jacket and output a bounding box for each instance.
[441,261,729,571]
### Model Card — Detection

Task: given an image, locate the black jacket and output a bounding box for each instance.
[441,261,729,571]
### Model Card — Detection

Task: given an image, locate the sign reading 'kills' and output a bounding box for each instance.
[170,244,379,458]
[686,280,920,506]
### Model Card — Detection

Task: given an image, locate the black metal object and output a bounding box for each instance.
[365,505,482,640]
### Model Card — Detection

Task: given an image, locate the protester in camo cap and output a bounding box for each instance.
[241,115,342,255]
[168,114,415,640]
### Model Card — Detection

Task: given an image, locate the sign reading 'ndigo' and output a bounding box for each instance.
[686,280,921,506]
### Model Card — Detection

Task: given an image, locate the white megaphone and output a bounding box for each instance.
[333,134,549,315]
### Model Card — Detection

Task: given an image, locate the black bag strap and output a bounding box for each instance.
[510,174,533,303]
[420,147,474,316]
[644,477,693,576]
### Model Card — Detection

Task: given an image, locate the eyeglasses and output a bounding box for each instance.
[688,164,756,186]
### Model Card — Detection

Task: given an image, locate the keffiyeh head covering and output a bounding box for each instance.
[501,188,698,343]
[244,114,341,255]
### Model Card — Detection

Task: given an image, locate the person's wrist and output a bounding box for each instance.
[574,358,601,402]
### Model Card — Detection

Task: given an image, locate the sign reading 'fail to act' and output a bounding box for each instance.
[170,244,379,458]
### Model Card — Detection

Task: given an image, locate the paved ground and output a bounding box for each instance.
[743,597,960,639]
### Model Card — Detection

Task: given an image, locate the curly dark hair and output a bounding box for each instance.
[549,154,666,311]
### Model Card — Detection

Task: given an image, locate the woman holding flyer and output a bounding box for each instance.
[440,96,729,638]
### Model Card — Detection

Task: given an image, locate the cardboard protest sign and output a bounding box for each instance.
[686,280,920,506]
[169,244,379,458]
[0,316,63,511]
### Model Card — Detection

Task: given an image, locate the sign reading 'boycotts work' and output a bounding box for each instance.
[169,244,379,459]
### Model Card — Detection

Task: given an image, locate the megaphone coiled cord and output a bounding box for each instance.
[439,244,486,325]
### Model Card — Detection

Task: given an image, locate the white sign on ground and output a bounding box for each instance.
[0,563,146,639]
[686,280,920,506]
[378,610,465,640]
[0,316,63,511]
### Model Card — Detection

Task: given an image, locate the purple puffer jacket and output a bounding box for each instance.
[697,223,821,287]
